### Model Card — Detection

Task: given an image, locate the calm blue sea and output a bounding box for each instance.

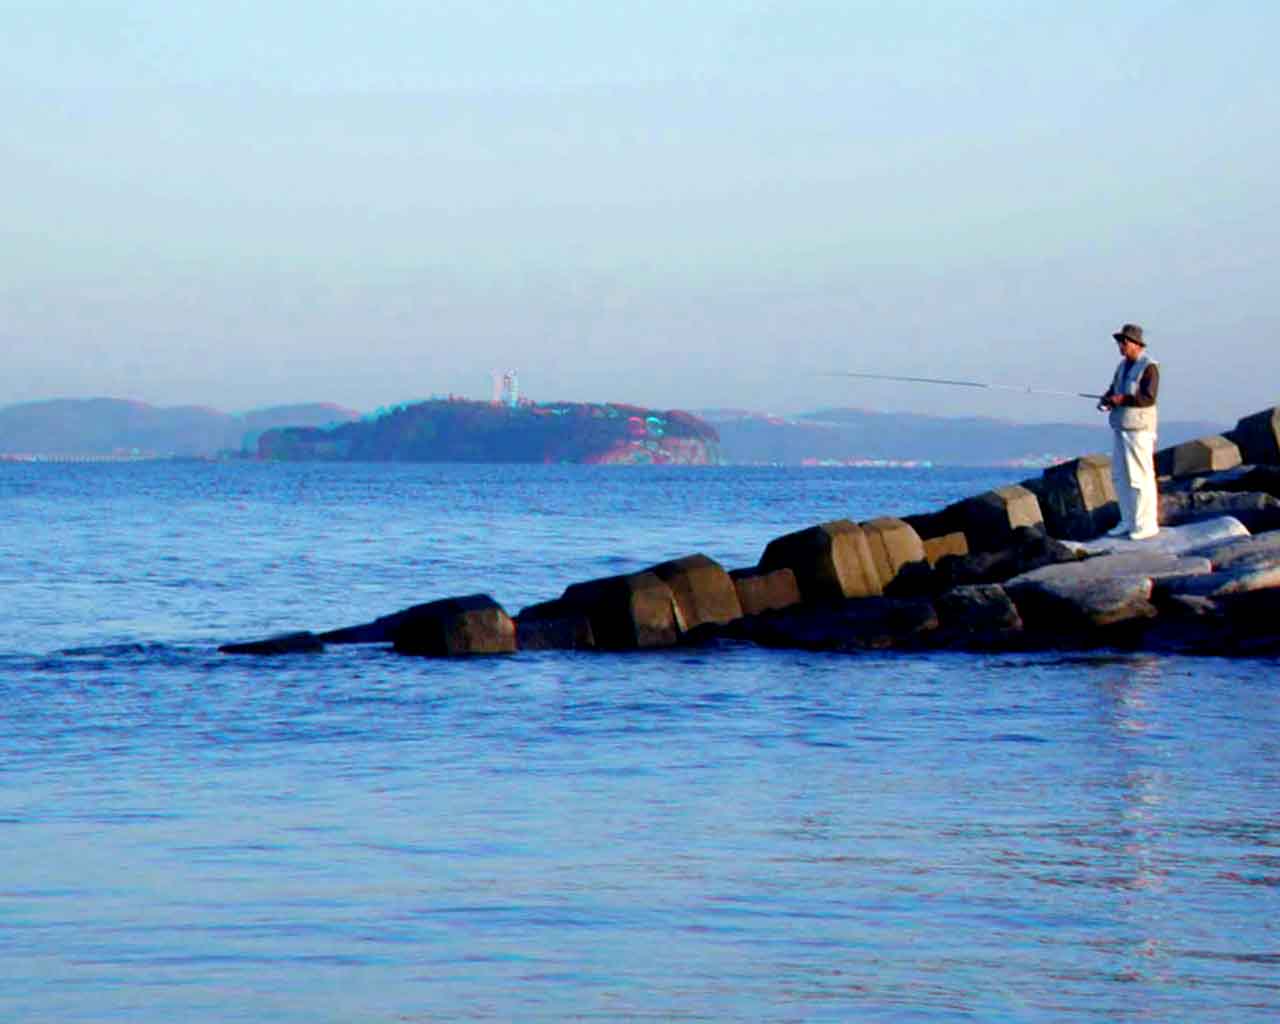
[2,462,1278,1022]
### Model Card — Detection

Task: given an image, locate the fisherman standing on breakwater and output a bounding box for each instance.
[1099,323,1160,540]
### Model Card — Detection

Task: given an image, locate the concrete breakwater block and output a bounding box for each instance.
[1186,531,1280,571]
[1023,454,1120,540]
[932,527,1080,589]
[943,485,1044,552]
[1158,562,1280,598]
[1076,516,1249,557]
[758,519,882,603]
[274,594,525,651]
[391,594,517,656]
[318,607,419,644]
[559,571,680,650]
[922,531,968,566]
[859,517,927,591]
[515,598,596,650]
[1192,465,1280,499]
[1227,407,1280,466]
[1155,435,1242,479]
[1161,465,1250,494]
[748,597,939,651]
[729,566,801,616]
[1159,491,1280,534]
[650,554,743,632]
[220,631,326,655]
[1163,465,1280,500]
[902,510,948,541]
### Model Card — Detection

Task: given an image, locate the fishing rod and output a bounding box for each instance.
[822,371,1100,400]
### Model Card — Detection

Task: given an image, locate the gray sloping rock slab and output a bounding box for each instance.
[1072,516,1248,558]
[1158,563,1280,598]
[1007,575,1158,629]
[1008,551,1212,587]
[1184,530,1280,571]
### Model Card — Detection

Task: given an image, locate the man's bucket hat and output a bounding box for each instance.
[1113,323,1145,346]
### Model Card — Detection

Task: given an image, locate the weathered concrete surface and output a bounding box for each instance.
[1006,550,1213,632]
[1076,516,1249,557]
[1158,563,1280,598]
[933,527,1081,588]
[1185,531,1280,571]
[1024,454,1120,540]
[1155,435,1242,479]
[944,485,1044,553]
[748,597,939,652]
[932,584,1024,646]
[1158,593,1219,618]
[922,531,968,566]
[1159,491,1280,534]
[1226,406,1280,466]
[560,571,680,650]
[902,510,952,543]
[317,613,404,644]
[391,594,517,656]
[860,517,927,591]
[650,554,743,633]
[1196,465,1280,499]
[515,598,596,651]
[729,566,801,616]
[881,560,935,598]
[322,597,526,648]
[1009,551,1213,587]
[758,519,882,603]
[1007,575,1159,631]
[1154,528,1280,598]
[220,631,325,655]
[1163,465,1280,499]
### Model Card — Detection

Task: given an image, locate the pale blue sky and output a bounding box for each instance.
[3,1,1276,422]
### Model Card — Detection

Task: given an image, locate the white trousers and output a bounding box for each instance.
[1112,429,1158,535]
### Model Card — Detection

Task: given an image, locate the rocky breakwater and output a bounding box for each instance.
[221,406,1280,659]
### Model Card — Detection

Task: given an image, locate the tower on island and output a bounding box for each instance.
[491,370,519,408]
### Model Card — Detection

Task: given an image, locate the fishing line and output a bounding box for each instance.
[821,371,1098,400]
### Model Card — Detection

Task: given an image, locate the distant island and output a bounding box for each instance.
[257,399,721,465]
[0,396,1227,466]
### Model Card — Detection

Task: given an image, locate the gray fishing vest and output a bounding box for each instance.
[1108,351,1158,432]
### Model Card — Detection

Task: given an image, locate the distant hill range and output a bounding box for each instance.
[701,408,1228,466]
[0,398,361,457]
[0,396,1227,466]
